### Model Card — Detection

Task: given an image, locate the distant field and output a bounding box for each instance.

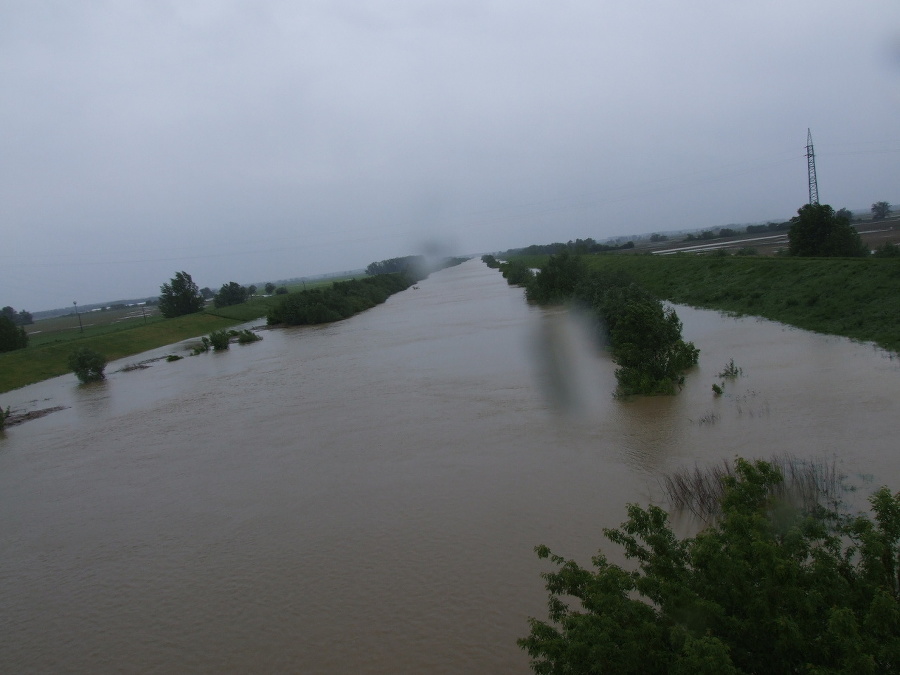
[26,305,165,347]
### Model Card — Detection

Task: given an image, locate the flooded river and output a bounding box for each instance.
[1,259,897,673]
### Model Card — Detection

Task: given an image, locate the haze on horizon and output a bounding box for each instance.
[2,1,899,312]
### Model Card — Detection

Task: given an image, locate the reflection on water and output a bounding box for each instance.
[1,259,897,673]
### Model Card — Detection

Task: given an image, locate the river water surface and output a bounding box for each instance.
[1,259,898,673]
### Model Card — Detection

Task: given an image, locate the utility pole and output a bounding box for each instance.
[806,128,819,205]
[73,301,84,333]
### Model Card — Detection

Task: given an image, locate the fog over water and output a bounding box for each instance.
[1,260,898,673]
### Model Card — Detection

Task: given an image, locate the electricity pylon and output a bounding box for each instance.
[806,129,819,205]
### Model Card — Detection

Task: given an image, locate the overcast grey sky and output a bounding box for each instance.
[2,1,899,311]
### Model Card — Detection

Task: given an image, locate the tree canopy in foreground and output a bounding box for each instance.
[520,458,900,674]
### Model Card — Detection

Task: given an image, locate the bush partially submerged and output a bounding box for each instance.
[499,260,535,286]
[190,329,261,354]
[522,252,699,396]
[68,347,107,383]
[208,330,231,351]
[236,329,262,344]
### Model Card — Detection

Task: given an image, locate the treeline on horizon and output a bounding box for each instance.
[500,238,636,257]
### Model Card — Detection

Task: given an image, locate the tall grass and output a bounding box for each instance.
[662,454,844,521]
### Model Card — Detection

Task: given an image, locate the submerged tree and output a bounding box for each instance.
[519,459,900,674]
[68,347,107,383]
[523,254,698,395]
[603,290,699,395]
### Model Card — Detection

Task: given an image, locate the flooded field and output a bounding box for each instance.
[1,259,897,673]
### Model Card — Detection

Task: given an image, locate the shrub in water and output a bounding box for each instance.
[68,347,107,383]
[718,358,743,378]
[191,336,211,355]
[237,330,262,344]
[208,330,231,351]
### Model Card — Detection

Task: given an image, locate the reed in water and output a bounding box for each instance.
[662,454,844,521]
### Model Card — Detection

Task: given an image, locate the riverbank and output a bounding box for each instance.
[0,312,259,394]
[0,264,460,394]
[514,254,900,354]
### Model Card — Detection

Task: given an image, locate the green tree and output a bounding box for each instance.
[607,295,699,395]
[873,242,900,258]
[872,201,892,220]
[268,274,413,326]
[525,250,585,304]
[159,271,205,318]
[1,306,33,326]
[213,281,249,308]
[500,260,534,286]
[517,254,698,396]
[519,459,900,674]
[207,330,231,350]
[264,282,276,294]
[199,286,214,300]
[68,347,107,383]
[366,255,424,277]
[0,315,28,352]
[788,203,866,257]
[836,207,854,222]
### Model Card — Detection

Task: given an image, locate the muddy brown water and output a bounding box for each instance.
[1,259,898,673]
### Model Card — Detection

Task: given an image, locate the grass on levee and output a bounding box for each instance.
[203,295,282,322]
[1,278,366,394]
[513,253,900,354]
[1,311,258,394]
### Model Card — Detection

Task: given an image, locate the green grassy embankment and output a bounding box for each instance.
[516,254,900,353]
[0,312,249,394]
[1,277,364,394]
